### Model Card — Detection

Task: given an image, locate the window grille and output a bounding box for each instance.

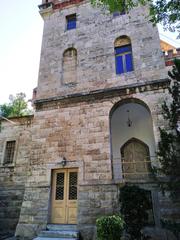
[4,141,16,165]
[69,172,77,200]
[55,172,65,200]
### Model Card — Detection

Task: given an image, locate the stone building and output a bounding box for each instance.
[160,40,180,67]
[0,0,179,239]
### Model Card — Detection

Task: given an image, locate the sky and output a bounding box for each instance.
[0,1,179,104]
[0,0,43,104]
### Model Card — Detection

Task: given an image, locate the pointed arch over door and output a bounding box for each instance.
[121,138,151,180]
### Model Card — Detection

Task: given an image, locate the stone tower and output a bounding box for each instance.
[1,0,175,239]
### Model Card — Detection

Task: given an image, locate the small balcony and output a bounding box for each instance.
[122,156,153,180]
[113,156,157,183]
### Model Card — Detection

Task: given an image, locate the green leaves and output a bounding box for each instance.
[156,59,180,200]
[91,0,136,13]
[120,185,152,240]
[96,215,124,240]
[150,0,180,34]
[91,0,180,37]
[0,92,32,118]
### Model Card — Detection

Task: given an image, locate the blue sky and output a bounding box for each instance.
[0,1,179,104]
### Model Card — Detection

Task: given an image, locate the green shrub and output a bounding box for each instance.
[96,215,124,240]
[120,185,153,240]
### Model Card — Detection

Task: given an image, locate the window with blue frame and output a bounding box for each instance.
[115,44,133,74]
[114,36,133,75]
[66,14,76,30]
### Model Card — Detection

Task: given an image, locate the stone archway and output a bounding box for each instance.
[110,98,156,181]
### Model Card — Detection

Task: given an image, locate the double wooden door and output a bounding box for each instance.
[51,168,78,224]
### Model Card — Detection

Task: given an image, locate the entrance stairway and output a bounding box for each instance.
[34,224,79,240]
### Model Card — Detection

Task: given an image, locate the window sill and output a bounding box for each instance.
[116,70,134,76]
[65,27,77,32]
[66,28,76,31]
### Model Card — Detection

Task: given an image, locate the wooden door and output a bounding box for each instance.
[51,168,78,224]
[121,138,150,179]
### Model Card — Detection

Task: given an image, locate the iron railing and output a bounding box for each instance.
[113,156,157,179]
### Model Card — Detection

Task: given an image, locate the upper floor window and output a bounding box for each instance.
[114,36,133,74]
[62,48,77,84]
[66,14,76,30]
[4,140,16,165]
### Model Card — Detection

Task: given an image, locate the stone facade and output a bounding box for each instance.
[0,116,33,237]
[37,1,167,100]
[0,1,179,239]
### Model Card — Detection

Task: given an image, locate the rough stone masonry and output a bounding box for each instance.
[0,1,179,239]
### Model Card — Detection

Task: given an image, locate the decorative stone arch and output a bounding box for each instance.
[109,98,156,181]
[62,48,77,85]
[114,35,131,47]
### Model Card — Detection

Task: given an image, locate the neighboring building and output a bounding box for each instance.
[160,39,177,54]
[0,1,179,239]
[160,40,180,68]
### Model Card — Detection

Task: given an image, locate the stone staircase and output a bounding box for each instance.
[34,224,79,240]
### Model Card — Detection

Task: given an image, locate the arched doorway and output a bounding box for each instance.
[110,99,156,181]
[121,138,151,180]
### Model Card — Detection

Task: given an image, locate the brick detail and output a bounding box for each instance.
[53,0,84,10]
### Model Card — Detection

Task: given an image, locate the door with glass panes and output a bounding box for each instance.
[51,168,78,224]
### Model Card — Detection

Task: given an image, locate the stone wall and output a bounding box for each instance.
[78,184,119,240]
[1,87,179,239]
[36,2,167,100]
[0,182,25,236]
[15,83,173,239]
[0,116,33,236]
[1,1,179,239]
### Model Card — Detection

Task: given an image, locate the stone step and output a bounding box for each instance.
[47,224,77,231]
[39,230,78,238]
[0,233,14,240]
[34,238,77,240]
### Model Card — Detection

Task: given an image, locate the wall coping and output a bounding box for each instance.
[34,78,169,110]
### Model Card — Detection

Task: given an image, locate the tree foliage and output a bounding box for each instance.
[0,93,31,118]
[150,0,180,34]
[91,0,180,36]
[156,59,180,200]
[152,60,180,239]
[120,185,152,240]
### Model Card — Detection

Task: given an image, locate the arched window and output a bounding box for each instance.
[62,48,77,85]
[114,36,133,74]
[121,138,151,180]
